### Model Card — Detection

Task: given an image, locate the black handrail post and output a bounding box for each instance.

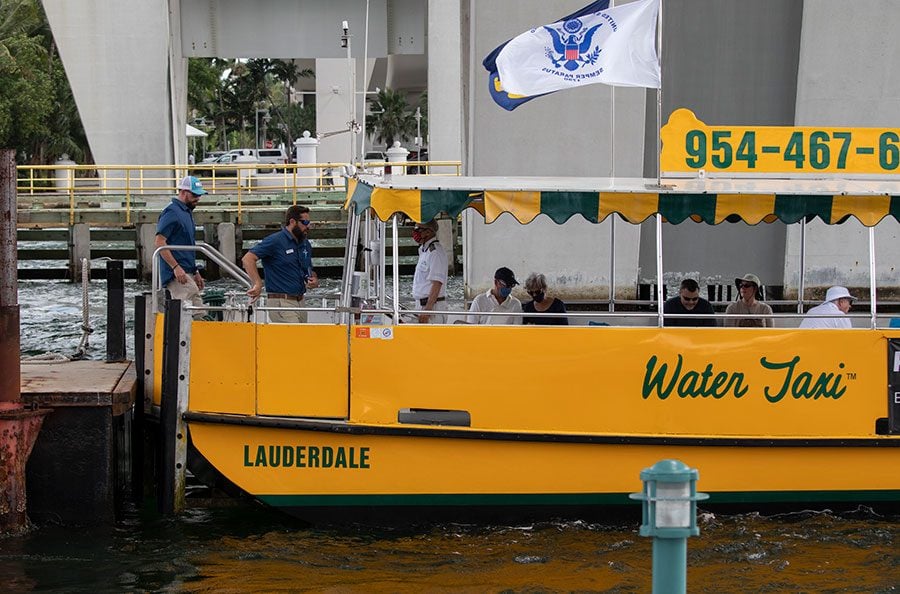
[158,298,181,514]
[132,293,146,502]
[106,260,126,361]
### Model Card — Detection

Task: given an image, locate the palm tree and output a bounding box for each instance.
[366,88,415,148]
[270,59,314,149]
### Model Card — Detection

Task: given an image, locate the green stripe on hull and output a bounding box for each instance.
[259,490,900,508]
[260,493,634,508]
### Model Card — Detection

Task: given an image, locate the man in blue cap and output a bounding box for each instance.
[155,175,206,314]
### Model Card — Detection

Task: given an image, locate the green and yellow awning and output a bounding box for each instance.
[345,176,900,227]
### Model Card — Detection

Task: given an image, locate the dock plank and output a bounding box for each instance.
[20,360,136,411]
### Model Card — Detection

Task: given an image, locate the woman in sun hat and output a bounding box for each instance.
[725,273,774,328]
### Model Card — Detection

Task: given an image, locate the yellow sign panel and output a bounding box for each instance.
[660,108,900,175]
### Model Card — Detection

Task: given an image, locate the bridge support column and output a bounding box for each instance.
[67,223,90,282]
[135,223,157,282]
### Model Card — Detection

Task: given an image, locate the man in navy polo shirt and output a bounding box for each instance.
[242,205,318,323]
[155,175,206,315]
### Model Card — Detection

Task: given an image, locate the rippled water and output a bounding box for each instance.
[10,280,900,592]
[0,502,897,593]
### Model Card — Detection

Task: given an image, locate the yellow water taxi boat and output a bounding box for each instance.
[142,172,900,518]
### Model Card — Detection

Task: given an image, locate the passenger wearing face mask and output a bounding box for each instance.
[411,219,448,323]
[466,267,523,325]
[522,273,568,325]
[242,205,318,323]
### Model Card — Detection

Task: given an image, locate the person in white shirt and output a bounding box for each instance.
[467,267,523,325]
[411,219,448,323]
[799,286,856,329]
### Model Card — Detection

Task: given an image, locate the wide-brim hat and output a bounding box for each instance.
[734,273,761,288]
[825,286,856,303]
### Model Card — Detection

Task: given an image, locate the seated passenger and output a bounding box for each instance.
[522,273,568,325]
[663,278,716,327]
[799,286,856,329]
[725,273,773,328]
[467,267,522,325]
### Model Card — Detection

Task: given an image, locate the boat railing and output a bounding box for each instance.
[151,242,252,313]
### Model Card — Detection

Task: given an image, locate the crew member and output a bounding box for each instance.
[411,219,448,323]
[155,175,206,316]
[242,205,318,323]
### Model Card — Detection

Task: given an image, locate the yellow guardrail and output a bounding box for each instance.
[16,161,462,225]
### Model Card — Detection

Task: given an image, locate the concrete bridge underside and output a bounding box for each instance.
[41,0,426,168]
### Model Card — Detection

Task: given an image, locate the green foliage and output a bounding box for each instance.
[188,57,314,154]
[0,0,88,164]
[366,88,415,148]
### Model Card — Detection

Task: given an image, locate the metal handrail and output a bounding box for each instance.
[151,242,252,313]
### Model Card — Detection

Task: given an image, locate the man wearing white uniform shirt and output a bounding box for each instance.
[467,267,523,325]
[800,286,856,329]
[411,220,447,323]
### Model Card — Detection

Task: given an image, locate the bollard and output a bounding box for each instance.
[106,260,126,361]
[0,148,50,534]
[630,460,708,594]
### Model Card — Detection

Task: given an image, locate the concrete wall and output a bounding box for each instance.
[637,0,803,291]
[785,0,900,299]
[463,0,647,299]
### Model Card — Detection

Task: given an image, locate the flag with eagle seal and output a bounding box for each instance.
[495,0,660,97]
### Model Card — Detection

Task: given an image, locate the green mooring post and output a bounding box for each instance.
[630,460,709,594]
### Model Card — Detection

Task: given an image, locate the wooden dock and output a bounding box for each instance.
[20,359,137,526]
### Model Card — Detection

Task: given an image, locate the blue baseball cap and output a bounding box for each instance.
[177,175,207,196]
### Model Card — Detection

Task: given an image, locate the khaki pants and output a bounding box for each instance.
[267,296,308,323]
[165,277,205,319]
[415,302,446,324]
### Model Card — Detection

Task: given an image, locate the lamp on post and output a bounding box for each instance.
[414,107,422,152]
[255,109,269,153]
[629,459,708,594]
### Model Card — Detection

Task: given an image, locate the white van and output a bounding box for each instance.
[227,148,288,172]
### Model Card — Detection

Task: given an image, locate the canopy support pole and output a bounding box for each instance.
[364,210,373,300]
[391,215,400,324]
[340,213,360,325]
[656,214,664,327]
[869,226,877,328]
[379,219,386,310]
[609,215,616,312]
[797,219,807,314]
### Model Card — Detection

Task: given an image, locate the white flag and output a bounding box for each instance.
[495,0,660,97]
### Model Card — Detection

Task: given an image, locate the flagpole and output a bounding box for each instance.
[656,0,663,186]
[610,0,616,178]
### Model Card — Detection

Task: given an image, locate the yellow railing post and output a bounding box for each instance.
[292,165,298,205]
[125,168,131,225]
[68,168,75,226]
[237,168,243,225]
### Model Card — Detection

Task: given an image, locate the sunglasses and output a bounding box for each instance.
[682,296,699,302]
[295,219,310,226]
[739,283,756,289]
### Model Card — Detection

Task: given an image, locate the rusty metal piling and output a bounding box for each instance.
[0,149,49,534]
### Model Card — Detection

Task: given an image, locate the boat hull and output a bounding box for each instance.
[187,415,900,514]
